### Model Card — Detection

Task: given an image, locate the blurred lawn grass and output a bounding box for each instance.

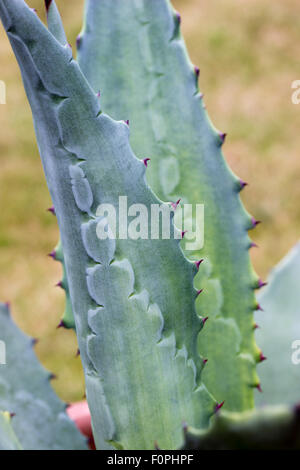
[0,0,299,402]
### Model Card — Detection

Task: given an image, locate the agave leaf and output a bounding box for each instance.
[183,405,300,450]
[0,303,87,450]
[0,0,215,449]
[78,0,260,410]
[0,412,22,450]
[45,0,67,46]
[256,242,300,406]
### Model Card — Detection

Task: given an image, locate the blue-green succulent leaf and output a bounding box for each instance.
[78,0,260,411]
[256,242,300,406]
[0,302,87,450]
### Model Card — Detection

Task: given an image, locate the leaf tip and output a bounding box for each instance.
[44,0,52,12]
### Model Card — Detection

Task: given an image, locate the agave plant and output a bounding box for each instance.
[0,0,299,450]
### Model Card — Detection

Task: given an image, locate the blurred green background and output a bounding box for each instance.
[0,0,299,402]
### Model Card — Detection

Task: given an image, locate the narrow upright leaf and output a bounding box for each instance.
[256,243,300,406]
[78,0,260,410]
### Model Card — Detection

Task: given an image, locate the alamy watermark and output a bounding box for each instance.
[95,196,204,251]
[291,340,300,365]
[0,80,6,104]
[0,340,6,365]
[291,80,300,104]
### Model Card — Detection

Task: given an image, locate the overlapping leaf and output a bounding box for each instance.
[78,0,260,410]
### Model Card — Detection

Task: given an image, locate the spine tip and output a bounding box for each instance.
[47,206,56,216]
[44,0,52,12]
[48,250,56,260]
[76,35,82,48]
[257,279,267,289]
[256,303,264,312]
[176,12,181,24]
[195,259,204,270]
[171,199,181,210]
[56,320,66,329]
[219,132,227,144]
[259,352,267,362]
[215,401,225,412]
[251,217,261,228]
[143,158,151,167]
[154,441,160,450]
[239,179,248,190]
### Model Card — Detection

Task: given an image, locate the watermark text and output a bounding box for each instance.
[95,197,204,251]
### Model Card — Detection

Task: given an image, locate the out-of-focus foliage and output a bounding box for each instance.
[256,242,300,407]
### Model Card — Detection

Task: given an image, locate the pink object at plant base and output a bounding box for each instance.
[67,401,95,449]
